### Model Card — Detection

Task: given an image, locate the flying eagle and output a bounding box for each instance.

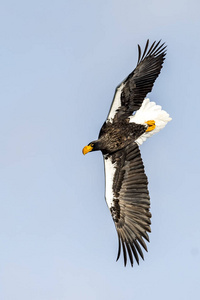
[82,40,171,267]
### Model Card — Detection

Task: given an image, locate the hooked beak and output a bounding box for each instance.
[82,145,93,155]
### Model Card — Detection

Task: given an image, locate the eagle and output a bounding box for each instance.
[82,40,171,267]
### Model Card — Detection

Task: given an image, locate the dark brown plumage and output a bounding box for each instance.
[98,120,146,154]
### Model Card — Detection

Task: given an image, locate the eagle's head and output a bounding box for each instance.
[82,140,100,155]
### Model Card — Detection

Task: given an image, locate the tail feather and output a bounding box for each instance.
[129,98,172,146]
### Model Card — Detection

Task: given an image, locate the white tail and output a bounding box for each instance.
[129,98,172,146]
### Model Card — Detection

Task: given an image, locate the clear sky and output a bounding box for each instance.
[0,0,200,299]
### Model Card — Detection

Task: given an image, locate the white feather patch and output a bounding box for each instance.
[107,83,125,123]
[103,156,116,208]
[129,98,172,146]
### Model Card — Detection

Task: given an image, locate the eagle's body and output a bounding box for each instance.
[82,40,171,267]
[97,120,146,154]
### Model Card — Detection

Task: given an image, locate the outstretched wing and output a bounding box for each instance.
[103,143,151,266]
[107,40,166,122]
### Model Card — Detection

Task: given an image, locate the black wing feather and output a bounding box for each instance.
[106,143,151,266]
[140,39,149,61]
[107,40,166,121]
[137,44,142,65]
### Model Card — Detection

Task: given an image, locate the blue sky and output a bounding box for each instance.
[0,0,200,299]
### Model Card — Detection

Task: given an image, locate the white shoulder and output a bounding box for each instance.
[103,155,116,208]
[106,83,125,123]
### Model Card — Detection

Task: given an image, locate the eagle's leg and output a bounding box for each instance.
[145,120,156,132]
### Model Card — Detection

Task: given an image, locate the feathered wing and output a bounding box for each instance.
[104,143,151,266]
[107,40,167,122]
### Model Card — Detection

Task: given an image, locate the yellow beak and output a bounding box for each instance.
[82,145,93,155]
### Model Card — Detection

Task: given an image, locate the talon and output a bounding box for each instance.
[145,120,156,132]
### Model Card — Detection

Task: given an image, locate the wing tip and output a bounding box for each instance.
[137,39,167,65]
[116,235,149,267]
